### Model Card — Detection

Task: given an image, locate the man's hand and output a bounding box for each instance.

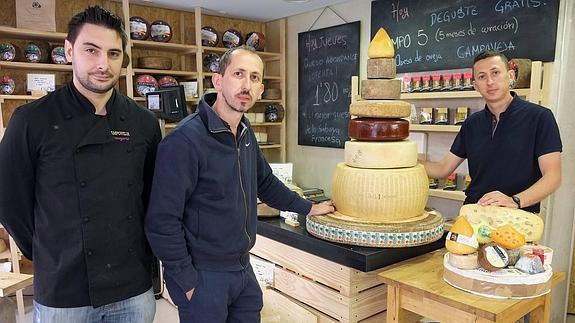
[185,288,195,301]
[307,201,335,216]
[478,191,518,208]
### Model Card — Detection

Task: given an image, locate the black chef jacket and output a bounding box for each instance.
[0,82,162,307]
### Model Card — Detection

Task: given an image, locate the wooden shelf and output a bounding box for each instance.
[251,122,282,127]
[202,72,280,80]
[0,61,72,72]
[259,144,282,149]
[201,47,281,61]
[410,124,461,133]
[0,26,66,41]
[428,189,466,201]
[131,40,196,54]
[132,68,197,77]
[400,88,530,100]
[0,95,45,101]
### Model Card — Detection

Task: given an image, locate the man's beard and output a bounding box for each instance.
[223,91,252,113]
[77,72,118,94]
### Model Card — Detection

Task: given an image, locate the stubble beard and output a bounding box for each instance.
[77,72,119,94]
[223,91,252,114]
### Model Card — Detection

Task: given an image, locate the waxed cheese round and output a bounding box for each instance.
[348,117,409,141]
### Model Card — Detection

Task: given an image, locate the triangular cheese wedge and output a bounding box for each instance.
[368,28,395,58]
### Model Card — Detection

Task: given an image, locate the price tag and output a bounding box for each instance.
[250,256,274,286]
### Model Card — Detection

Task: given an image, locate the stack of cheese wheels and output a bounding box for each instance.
[306,28,444,248]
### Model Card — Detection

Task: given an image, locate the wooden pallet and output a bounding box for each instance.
[252,235,388,323]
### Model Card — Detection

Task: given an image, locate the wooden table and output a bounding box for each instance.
[0,272,32,297]
[379,249,565,323]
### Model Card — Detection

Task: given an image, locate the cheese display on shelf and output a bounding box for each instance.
[368,27,395,58]
[331,163,428,223]
[344,140,417,169]
[460,204,544,242]
[349,99,411,118]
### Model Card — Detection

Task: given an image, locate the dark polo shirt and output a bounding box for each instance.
[450,92,562,213]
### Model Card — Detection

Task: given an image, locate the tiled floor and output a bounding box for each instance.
[3,295,575,322]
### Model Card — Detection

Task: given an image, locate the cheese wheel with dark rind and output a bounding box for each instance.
[348,118,409,141]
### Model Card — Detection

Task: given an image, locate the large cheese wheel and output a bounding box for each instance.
[306,209,444,248]
[460,204,544,242]
[344,140,417,169]
[331,163,428,222]
[348,118,409,141]
[350,100,411,118]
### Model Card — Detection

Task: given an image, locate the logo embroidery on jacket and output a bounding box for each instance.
[111,130,130,142]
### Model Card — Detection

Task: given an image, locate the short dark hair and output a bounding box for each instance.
[67,5,127,51]
[217,45,263,75]
[473,50,509,70]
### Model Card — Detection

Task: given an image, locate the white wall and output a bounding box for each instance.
[286,0,575,321]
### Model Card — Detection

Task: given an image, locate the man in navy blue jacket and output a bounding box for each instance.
[145,45,334,322]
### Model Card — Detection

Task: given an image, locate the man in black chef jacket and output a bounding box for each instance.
[0,6,161,322]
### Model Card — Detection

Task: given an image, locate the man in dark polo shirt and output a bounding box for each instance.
[0,6,160,322]
[422,50,562,213]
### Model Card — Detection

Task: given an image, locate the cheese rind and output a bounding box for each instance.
[367,58,396,79]
[361,79,401,100]
[448,252,480,270]
[460,204,544,242]
[331,163,428,222]
[350,100,411,118]
[368,28,395,58]
[348,118,409,141]
[344,140,417,169]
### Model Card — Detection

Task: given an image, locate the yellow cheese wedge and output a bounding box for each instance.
[460,204,544,242]
[445,216,478,255]
[368,28,395,58]
[489,224,526,249]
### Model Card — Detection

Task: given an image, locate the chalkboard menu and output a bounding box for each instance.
[371,0,559,73]
[298,22,360,148]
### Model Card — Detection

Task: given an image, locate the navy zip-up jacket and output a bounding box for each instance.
[145,93,312,294]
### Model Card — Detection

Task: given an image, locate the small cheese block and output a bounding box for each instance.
[348,118,409,141]
[361,79,401,100]
[489,224,526,249]
[460,204,544,242]
[478,243,509,272]
[331,163,428,222]
[368,27,394,58]
[448,252,480,270]
[445,216,478,255]
[367,58,396,79]
[350,100,411,118]
[344,140,417,169]
[515,254,545,274]
[520,245,553,265]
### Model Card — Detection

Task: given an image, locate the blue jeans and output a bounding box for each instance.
[165,264,263,323]
[33,288,155,323]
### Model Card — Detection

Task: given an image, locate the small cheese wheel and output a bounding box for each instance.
[348,118,409,141]
[448,252,480,270]
[344,140,417,169]
[150,20,172,42]
[361,79,401,100]
[350,100,411,118]
[129,16,150,40]
[478,243,509,272]
[368,27,395,58]
[331,163,428,222]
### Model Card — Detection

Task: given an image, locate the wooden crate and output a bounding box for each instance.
[252,235,388,323]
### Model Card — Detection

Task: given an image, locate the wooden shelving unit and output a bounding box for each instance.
[428,189,466,201]
[0,0,287,162]
[410,124,461,133]
[400,88,531,100]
